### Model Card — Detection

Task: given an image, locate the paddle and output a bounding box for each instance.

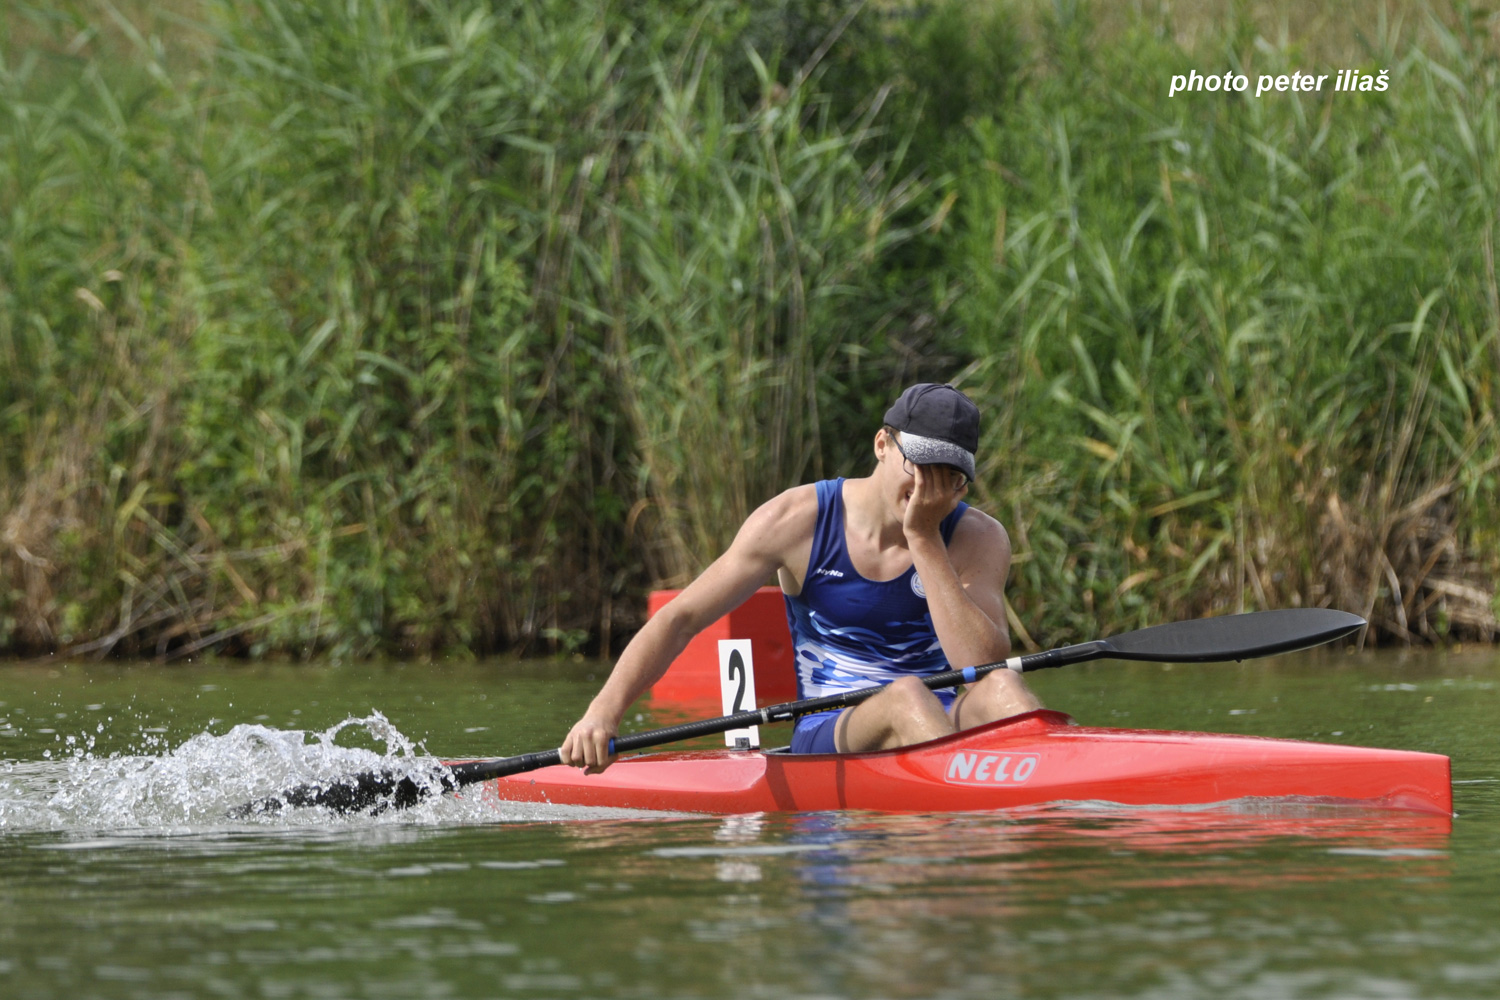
[229,607,1365,817]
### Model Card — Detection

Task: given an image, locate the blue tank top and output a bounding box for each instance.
[784,479,969,731]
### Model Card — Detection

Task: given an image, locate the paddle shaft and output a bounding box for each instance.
[235,607,1365,815]
[447,607,1365,785]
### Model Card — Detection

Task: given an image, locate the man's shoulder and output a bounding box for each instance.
[728,483,820,571]
[747,483,820,535]
[952,503,1010,554]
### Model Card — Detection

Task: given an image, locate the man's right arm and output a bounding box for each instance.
[558,486,815,772]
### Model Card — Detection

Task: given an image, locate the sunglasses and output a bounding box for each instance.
[890,434,970,494]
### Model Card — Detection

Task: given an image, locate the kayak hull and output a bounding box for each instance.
[467,710,1452,816]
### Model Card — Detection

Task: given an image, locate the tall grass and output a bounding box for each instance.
[0,0,939,657]
[956,3,1500,644]
[1,0,1495,658]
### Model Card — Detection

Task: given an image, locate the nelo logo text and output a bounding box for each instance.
[944,752,1039,785]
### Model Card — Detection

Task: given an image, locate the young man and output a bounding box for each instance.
[560,383,1042,772]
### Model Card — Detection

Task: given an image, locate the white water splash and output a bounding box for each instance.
[0,712,461,831]
[0,713,689,833]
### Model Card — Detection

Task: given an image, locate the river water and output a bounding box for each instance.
[1,647,1496,999]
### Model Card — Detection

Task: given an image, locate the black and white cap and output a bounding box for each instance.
[883,383,979,482]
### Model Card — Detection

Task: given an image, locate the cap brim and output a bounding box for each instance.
[898,432,975,482]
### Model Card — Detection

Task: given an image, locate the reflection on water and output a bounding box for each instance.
[0,649,1496,999]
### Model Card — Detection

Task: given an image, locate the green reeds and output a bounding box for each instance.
[1,0,1495,658]
[955,2,1499,644]
[0,0,938,657]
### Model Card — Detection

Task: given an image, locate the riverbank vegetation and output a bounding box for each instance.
[2,0,1496,659]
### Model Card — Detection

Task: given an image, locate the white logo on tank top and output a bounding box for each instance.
[910,573,926,598]
[816,568,845,578]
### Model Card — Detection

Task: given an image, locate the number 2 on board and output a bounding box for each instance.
[718,639,760,749]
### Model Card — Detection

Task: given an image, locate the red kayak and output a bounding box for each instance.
[471,710,1452,816]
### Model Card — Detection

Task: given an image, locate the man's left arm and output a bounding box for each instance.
[904,468,1012,669]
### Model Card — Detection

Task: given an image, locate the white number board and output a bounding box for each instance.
[718,639,760,749]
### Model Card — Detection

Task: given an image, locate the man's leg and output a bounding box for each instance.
[948,669,1043,731]
[834,676,955,752]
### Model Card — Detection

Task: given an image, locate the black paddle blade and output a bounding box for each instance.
[1101,608,1365,662]
[228,766,455,818]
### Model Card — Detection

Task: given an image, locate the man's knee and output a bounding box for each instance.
[952,669,1043,729]
[972,669,1019,696]
[843,676,953,751]
[883,675,936,707]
